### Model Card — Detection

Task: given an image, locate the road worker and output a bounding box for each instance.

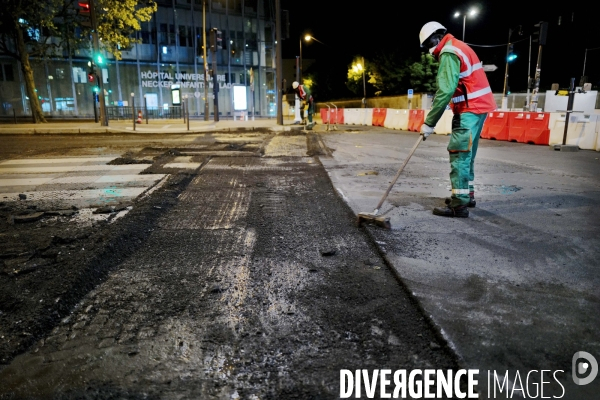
[292,81,314,129]
[419,22,497,217]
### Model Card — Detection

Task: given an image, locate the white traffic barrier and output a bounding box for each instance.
[396,109,409,130]
[384,109,400,129]
[549,113,599,150]
[596,115,600,151]
[344,108,359,125]
[362,108,373,126]
[435,109,453,135]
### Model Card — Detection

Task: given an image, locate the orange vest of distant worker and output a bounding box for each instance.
[297,84,306,100]
[432,34,497,115]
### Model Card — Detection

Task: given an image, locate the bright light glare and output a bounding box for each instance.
[454,11,460,17]
[469,8,477,16]
[356,63,363,71]
[304,35,312,41]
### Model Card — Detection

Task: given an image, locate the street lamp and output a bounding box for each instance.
[453,7,478,41]
[295,34,325,123]
[353,58,366,108]
[299,34,311,84]
[299,34,324,84]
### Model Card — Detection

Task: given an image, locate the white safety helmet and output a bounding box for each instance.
[292,81,299,89]
[419,21,446,47]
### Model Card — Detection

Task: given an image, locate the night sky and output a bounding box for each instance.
[281,0,597,98]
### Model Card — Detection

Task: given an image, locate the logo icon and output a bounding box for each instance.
[572,351,598,385]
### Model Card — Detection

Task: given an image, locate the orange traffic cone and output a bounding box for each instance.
[136,110,143,124]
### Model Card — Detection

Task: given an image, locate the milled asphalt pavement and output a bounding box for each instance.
[1,120,599,398]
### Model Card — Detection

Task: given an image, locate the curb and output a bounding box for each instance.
[0,125,305,135]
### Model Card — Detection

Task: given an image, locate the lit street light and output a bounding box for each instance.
[453,7,478,41]
[353,58,366,108]
[299,34,325,84]
[295,34,325,123]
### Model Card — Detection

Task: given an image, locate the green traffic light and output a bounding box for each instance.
[95,54,104,65]
[93,86,100,93]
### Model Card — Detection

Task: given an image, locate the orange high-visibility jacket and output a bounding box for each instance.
[432,34,497,115]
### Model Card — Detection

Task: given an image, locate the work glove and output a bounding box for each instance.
[420,124,435,140]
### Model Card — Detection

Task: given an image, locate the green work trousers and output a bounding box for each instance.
[306,99,314,123]
[448,112,487,207]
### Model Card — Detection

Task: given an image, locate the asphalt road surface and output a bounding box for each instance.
[0,129,598,399]
[0,132,458,399]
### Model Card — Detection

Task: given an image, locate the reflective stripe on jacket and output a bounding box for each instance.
[432,34,496,115]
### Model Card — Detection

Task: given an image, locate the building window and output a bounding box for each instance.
[169,24,176,45]
[141,22,151,44]
[55,68,66,80]
[160,23,168,45]
[1,64,14,81]
[179,25,191,47]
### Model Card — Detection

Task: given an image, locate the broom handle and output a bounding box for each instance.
[374,135,423,213]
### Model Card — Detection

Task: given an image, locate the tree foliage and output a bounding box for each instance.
[348,52,439,97]
[407,53,439,93]
[0,0,156,122]
[369,52,410,96]
[345,56,377,97]
[95,0,157,60]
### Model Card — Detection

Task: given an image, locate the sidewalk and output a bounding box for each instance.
[0,118,306,135]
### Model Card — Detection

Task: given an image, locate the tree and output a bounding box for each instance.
[369,52,411,96]
[0,0,156,123]
[408,53,439,93]
[345,56,377,97]
[94,0,157,61]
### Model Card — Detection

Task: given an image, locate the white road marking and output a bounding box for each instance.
[0,164,149,174]
[0,178,53,187]
[0,156,166,206]
[0,157,115,165]
[1,188,148,202]
[164,163,202,169]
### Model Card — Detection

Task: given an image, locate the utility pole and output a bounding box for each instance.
[210,28,220,122]
[362,56,367,108]
[203,0,209,121]
[275,0,283,125]
[529,22,548,112]
[88,0,107,126]
[526,35,532,109]
[529,45,543,112]
[502,26,520,110]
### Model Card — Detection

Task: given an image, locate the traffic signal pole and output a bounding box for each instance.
[275,0,283,125]
[202,0,209,121]
[502,38,511,109]
[210,28,220,122]
[88,0,107,126]
[529,22,547,112]
[529,45,543,112]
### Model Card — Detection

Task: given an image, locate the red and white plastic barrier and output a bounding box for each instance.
[323,107,600,151]
[407,110,424,132]
[383,109,399,129]
[482,112,509,141]
[549,113,599,150]
[524,113,551,145]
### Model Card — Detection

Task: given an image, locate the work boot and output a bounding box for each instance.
[433,204,469,218]
[468,193,476,208]
[445,196,476,208]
